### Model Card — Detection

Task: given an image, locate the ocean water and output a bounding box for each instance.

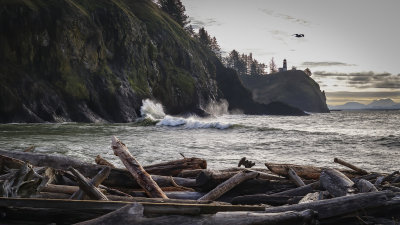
[0,100,399,173]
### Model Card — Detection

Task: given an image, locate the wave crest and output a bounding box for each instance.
[138,99,231,129]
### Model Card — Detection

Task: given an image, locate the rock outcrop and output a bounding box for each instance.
[240,71,330,113]
[0,0,304,123]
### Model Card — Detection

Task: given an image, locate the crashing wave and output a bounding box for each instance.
[138,99,231,129]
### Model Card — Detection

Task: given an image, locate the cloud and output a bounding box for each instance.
[189,17,221,29]
[314,71,400,89]
[301,61,356,67]
[260,9,309,25]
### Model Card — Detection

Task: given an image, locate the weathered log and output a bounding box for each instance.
[42,184,80,194]
[333,157,368,175]
[320,168,355,197]
[196,169,284,191]
[392,175,400,184]
[165,191,205,200]
[357,179,378,193]
[288,168,305,187]
[0,197,265,215]
[265,162,359,180]
[0,150,196,189]
[76,203,317,225]
[264,191,394,219]
[231,194,302,206]
[78,203,316,225]
[111,136,168,199]
[0,154,25,172]
[71,167,111,200]
[270,182,320,197]
[95,155,116,168]
[33,192,215,204]
[298,192,320,204]
[265,162,322,180]
[179,168,274,178]
[198,171,258,201]
[68,167,108,201]
[382,171,399,183]
[143,157,207,176]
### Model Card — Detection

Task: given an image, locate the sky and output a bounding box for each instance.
[181,0,400,105]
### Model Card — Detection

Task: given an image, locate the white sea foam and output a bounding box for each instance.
[157,116,231,129]
[139,99,231,129]
[140,99,166,120]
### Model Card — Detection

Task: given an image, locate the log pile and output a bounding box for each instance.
[0,140,399,225]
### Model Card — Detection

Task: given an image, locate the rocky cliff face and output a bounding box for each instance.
[239,71,330,113]
[0,0,304,123]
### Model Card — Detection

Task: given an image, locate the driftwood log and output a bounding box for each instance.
[198,171,258,201]
[264,191,396,219]
[288,168,305,187]
[143,157,207,177]
[357,179,378,193]
[333,157,368,175]
[195,169,283,191]
[231,194,302,206]
[95,155,116,168]
[68,167,108,201]
[0,150,197,189]
[265,162,359,180]
[270,182,320,197]
[71,167,111,200]
[111,136,168,199]
[76,203,317,225]
[320,168,354,197]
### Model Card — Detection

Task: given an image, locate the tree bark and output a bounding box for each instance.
[111,136,168,199]
[68,167,108,201]
[198,171,258,201]
[333,158,368,175]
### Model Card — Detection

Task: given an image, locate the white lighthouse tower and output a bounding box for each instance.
[283,59,287,71]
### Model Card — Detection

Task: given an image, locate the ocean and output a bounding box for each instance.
[0,100,399,173]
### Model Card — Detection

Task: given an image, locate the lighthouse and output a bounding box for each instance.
[283,59,287,71]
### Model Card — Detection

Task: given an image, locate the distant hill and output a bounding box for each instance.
[239,70,330,113]
[329,99,400,110]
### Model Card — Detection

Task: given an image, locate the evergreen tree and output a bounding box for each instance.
[304,68,312,76]
[158,0,189,27]
[269,57,278,73]
[210,36,221,58]
[198,27,211,46]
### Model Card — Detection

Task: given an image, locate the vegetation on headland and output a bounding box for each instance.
[0,0,310,123]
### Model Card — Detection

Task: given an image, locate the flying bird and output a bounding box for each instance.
[293,34,304,38]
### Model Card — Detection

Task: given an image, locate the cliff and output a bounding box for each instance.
[0,0,304,123]
[239,71,330,113]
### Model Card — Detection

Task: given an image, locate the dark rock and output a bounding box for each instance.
[239,71,330,113]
